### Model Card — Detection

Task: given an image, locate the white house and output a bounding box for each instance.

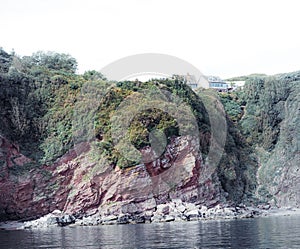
[207,76,229,92]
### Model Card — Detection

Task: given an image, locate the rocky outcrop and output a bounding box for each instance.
[0,135,77,220]
[0,135,227,221]
[64,136,225,217]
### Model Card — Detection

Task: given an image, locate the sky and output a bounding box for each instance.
[1,0,300,79]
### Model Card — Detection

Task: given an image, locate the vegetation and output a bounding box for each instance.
[90,79,211,168]
[218,92,243,122]
[195,88,258,202]
[217,72,300,205]
[0,48,211,169]
[226,73,268,82]
[2,48,297,205]
[235,72,300,204]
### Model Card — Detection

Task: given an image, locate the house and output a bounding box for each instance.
[207,76,229,92]
[172,74,231,91]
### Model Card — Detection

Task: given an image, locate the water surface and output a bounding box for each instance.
[1,215,300,248]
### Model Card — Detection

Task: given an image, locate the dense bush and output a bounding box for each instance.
[219,93,243,122]
[0,50,212,169]
[0,48,264,204]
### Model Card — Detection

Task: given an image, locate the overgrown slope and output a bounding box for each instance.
[237,72,300,206]
[0,48,261,220]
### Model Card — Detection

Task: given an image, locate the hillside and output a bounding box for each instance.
[0,49,259,221]
[238,72,300,207]
[0,48,299,223]
[226,74,268,82]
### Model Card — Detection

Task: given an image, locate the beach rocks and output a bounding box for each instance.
[19,201,265,229]
[117,214,131,224]
[75,214,101,226]
[185,210,200,221]
[102,215,118,225]
[57,214,76,226]
[22,210,75,229]
[46,216,59,226]
[23,214,56,229]
[131,215,146,224]
[164,215,175,222]
[5,205,300,230]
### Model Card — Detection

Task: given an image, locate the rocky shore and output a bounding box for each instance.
[2,201,299,230]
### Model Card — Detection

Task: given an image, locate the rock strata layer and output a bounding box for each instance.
[0,136,226,221]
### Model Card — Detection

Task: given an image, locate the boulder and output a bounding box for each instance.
[185,203,198,212]
[78,214,101,226]
[156,204,170,215]
[151,215,163,223]
[57,214,76,226]
[131,215,145,224]
[117,214,131,224]
[46,216,59,226]
[102,215,118,225]
[185,209,200,221]
[176,204,186,213]
[164,215,175,222]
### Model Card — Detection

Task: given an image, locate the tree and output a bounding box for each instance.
[83,70,106,81]
[0,48,12,73]
[22,51,78,73]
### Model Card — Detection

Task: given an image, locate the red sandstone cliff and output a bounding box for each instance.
[0,135,224,221]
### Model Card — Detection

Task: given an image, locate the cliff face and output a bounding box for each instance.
[239,72,300,207]
[0,134,227,221]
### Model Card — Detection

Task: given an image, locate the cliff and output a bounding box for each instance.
[2,49,299,222]
[238,72,300,207]
[0,49,258,221]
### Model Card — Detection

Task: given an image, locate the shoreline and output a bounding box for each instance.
[260,207,300,217]
[1,205,300,231]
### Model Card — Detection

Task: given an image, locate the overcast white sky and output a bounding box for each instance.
[1,0,300,78]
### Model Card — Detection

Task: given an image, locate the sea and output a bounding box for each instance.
[1,215,300,248]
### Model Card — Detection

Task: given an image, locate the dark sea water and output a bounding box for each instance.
[1,215,300,249]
